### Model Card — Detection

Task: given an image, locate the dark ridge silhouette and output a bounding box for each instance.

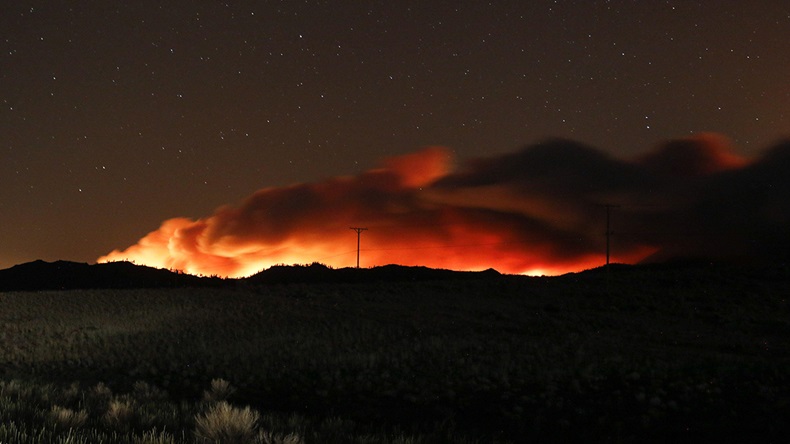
[0,260,502,292]
[0,260,222,291]
[245,262,502,285]
[2,257,786,292]
[567,259,790,290]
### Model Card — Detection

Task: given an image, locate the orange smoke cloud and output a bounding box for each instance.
[100,146,494,277]
[99,135,790,277]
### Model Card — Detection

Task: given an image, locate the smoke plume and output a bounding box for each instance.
[99,135,790,277]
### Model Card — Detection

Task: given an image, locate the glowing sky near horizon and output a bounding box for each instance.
[1,1,789,271]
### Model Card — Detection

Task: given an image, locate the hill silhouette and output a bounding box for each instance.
[0,260,220,291]
[245,262,501,285]
[2,258,786,292]
[0,260,503,291]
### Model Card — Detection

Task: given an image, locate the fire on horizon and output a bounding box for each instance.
[98,134,790,278]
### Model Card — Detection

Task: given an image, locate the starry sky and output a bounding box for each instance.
[2,1,789,272]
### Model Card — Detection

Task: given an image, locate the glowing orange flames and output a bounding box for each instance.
[100,135,784,277]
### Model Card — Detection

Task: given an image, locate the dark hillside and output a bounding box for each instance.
[3,257,786,292]
[246,262,501,284]
[0,260,501,292]
[0,260,221,291]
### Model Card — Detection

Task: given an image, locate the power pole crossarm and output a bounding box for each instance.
[350,227,368,268]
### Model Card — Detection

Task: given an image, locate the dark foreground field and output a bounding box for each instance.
[1,263,789,443]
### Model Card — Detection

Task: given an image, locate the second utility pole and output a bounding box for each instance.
[350,227,368,268]
[603,204,620,266]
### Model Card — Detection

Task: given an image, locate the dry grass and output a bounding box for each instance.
[48,405,88,430]
[203,378,237,403]
[194,401,260,444]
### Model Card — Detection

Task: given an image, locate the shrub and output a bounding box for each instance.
[134,428,178,444]
[133,380,168,402]
[0,380,30,399]
[103,398,136,431]
[62,381,82,404]
[259,431,304,444]
[48,405,88,430]
[203,378,237,403]
[194,401,260,443]
[85,382,113,415]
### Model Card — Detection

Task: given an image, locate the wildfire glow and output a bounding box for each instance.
[99,135,778,278]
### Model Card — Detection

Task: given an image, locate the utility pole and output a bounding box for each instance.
[603,204,620,266]
[349,227,368,268]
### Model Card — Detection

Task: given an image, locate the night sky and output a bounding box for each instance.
[2,1,789,274]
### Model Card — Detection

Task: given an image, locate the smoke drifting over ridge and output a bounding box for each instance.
[99,134,790,277]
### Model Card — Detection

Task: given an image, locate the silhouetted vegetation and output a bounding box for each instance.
[0,260,224,291]
[0,260,502,291]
